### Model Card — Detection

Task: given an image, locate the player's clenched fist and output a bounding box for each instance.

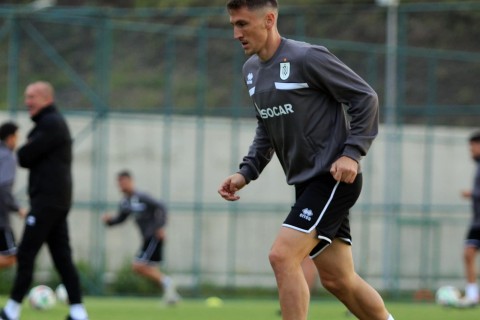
[330,156,358,184]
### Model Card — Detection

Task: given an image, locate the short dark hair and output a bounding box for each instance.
[117,170,132,179]
[469,131,480,143]
[226,0,278,11]
[0,121,18,142]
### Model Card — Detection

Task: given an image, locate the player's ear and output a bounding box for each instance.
[264,11,275,30]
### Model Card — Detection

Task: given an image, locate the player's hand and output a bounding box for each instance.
[330,156,358,184]
[156,228,166,240]
[101,214,112,224]
[218,173,246,201]
[18,208,27,219]
[461,190,472,199]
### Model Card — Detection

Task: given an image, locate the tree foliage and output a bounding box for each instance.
[0,0,471,7]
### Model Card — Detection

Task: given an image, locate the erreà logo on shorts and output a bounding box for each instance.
[299,208,313,221]
[259,103,294,119]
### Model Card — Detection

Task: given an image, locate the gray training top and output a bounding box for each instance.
[107,191,167,239]
[238,38,379,185]
[471,160,480,227]
[0,142,20,228]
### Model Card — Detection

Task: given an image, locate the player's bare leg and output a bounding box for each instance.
[269,227,318,320]
[314,239,391,320]
[0,255,16,269]
[463,246,479,302]
[132,262,180,304]
[464,246,477,284]
[301,257,317,292]
[132,262,164,284]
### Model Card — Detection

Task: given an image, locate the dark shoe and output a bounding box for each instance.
[0,309,13,320]
[66,316,88,320]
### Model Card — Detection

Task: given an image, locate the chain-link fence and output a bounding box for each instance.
[1,3,480,296]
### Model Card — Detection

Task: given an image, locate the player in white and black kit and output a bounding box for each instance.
[102,170,180,305]
[219,1,393,320]
[460,131,480,306]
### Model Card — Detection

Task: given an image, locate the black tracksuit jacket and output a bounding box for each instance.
[17,105,72,211]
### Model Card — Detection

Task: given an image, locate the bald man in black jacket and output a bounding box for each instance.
[0,81,88,320]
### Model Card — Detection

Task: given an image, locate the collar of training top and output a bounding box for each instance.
[32,104,56,123]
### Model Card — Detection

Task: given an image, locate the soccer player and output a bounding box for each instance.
[218,1,394,319]
[0,121,26,269]
[102,170,180,305]
[0,81,88,320]
[460,131,480,306]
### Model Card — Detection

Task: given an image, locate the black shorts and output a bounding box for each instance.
[0,227,17,256]
[465,225,480,249]
[283,174,362,258]
[135,237,163,265]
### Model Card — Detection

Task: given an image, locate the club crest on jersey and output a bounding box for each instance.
[280,62,290,80]
[246,72,253,85]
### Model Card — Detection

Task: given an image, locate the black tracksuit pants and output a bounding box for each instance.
[11,206,82,304]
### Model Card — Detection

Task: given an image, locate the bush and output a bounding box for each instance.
[31,260,103,295]
[107,260,160,296]
[0,268,15,295]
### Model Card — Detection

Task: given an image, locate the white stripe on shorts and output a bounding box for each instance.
[139,238,158,262]
[339,237,352,245]
[310,241,331,259]
[282,181,341,234]
[308,180,340,234]
[0,231,16,255]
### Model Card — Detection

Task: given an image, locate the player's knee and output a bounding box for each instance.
[132,263,144,274]
[6,256,17,267]
[268,248,288,271]
[320,274,351,297]
[0,255,16,268]
[464,247,477,263]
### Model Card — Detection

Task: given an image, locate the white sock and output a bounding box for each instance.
[466,283,479,300]
[387,315,394,320]
[4,299,21,320]
[161,276,172,289]
[70,303,88,320]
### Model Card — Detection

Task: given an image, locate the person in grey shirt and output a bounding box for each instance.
[460,131,480,306]
[0,121,26,269]
[218,1,393,320]
[102,170,180,305]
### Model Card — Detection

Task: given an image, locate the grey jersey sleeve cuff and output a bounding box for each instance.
[237,165,257,184]
[342,145,362,163]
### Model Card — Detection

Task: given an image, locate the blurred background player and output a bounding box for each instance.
[102,170,180,305]
[0,121,26,269]
[0,81,87,320]
[460,131,480,306]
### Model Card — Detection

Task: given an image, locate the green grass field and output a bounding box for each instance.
[1,296,479,320]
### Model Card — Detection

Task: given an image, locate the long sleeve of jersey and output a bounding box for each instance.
[0,150,19,213]
[303,46,379,162]
[153,203,167,229]
[0,186,19,213]
[141,194,167,230]
[238,117,275,184]
[107,201,131,226]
